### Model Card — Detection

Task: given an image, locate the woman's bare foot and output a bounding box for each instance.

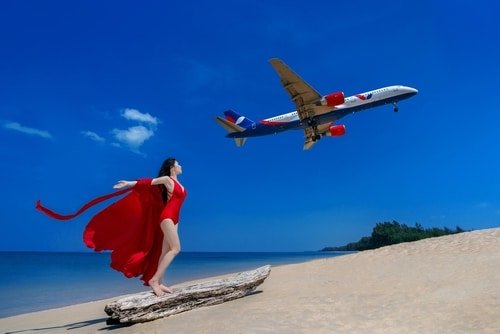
[148,279,165,297]
[160,284,173,293]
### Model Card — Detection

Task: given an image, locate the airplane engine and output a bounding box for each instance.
[328,124,346,137]
[321,92,345,107]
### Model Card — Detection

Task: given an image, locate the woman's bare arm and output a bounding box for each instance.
[113,180,137,189]
[113,176,173,192]
[152,176,174,193]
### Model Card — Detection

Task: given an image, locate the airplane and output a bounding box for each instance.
[215,58,418,150]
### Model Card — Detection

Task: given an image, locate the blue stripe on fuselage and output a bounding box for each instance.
[226,91,416,138]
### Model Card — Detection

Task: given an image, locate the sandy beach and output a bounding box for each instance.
[2,227,499,334]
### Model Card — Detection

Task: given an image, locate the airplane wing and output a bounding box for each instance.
[270,58,337,150]
[303,123,332,150]
[269,58,322,121]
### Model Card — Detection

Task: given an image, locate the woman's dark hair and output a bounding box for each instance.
[158,157,176,203]
[158,157,176,177]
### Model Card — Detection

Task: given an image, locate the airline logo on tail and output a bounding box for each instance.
[224,110,254,128]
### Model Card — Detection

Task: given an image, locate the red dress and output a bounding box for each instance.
[36,178,187,285]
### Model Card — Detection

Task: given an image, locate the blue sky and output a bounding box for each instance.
[1,0,499,252]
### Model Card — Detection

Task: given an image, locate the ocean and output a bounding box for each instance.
[0,251,347,318]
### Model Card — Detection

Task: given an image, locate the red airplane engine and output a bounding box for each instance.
[321,92,345,107]
[328,124,346,137]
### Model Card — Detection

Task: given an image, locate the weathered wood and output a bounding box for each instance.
[105,265,271,324]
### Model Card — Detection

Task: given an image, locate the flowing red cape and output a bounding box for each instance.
[36,179,164,285]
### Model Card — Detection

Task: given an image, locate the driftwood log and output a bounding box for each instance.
[105,265,271,324]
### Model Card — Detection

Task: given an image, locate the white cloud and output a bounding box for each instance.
[81,131,105,143]
[121,108,158,126]
[3,121,52,139]
[112,125,154,152]
[84,108,159,153]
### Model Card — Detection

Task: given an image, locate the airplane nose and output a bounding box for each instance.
[405,87,418,96]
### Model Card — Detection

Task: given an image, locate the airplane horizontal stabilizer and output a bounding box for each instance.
[215,116,245,133]
[234,137,247,147]
[215,116,248,147]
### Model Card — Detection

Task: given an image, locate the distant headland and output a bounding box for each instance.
[322,221,466,251]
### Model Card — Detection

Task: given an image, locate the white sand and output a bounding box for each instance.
[1,228,499,333]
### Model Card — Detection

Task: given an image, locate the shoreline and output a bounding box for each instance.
[1,228,499,333]
[0,251,345,318]
[0,260,309,320]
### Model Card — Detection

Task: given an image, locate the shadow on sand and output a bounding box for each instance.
[4,317,133,333]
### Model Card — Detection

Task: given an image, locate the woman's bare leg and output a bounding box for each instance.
[148,219,180,296]
[158,236,173,293]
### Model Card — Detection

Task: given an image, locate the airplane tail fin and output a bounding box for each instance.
[223,109,255,128]
[214,110,250,147]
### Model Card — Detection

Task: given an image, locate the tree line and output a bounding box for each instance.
[322,221,466,251]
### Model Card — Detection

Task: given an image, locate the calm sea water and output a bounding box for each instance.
[0,251,346,318]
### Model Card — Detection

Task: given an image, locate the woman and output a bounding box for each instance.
[113,158,186,295]
[36,157,187,297]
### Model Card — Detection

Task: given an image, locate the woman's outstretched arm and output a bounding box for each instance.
[113,176,173,191]
[113,180,137,189]
[152,176,174,193]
